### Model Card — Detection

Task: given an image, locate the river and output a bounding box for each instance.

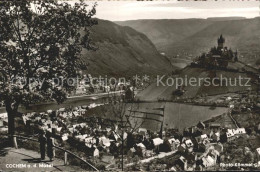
[0,95,227,132]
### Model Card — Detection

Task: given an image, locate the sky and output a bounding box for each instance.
[87,1,260,21]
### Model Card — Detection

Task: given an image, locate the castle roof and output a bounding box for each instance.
[218,34,225,44]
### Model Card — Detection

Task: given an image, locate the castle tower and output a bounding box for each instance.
[217,34,225,50]
[234,49,238,62]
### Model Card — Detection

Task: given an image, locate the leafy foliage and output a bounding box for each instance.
[0,0,97,107]
[0,0,97,135]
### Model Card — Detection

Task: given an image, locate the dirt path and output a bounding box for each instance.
[0,147,83,172]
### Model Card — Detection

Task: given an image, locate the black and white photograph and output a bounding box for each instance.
[0,0,260,171]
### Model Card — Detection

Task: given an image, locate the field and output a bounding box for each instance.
[136,65,258,101]
[125,102,228,132]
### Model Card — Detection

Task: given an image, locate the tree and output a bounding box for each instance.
[99,96,144,170]
[0,0,97,136]
[111,99,144,171]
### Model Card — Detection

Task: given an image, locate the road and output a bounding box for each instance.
[0,147,83,171]
[0,90,126,113]
[67,90,124,99]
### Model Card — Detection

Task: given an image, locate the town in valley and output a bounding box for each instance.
[0,1,260,171]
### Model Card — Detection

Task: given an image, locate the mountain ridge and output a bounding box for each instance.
[116,17,260,67]
[80,19,175,77]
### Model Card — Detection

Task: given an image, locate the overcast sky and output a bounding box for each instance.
[88,1,260,21]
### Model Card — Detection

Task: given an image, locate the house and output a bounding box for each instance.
[152,138,164,147]
[152,138,164,153]
[256,148,260,161]
[175,154,195,171]
[195,134,210,151]
[205,147,220,164]
[138,128,147,135]
[209,123,221,132]
[185,152,197,165]
[211,149,220,161]
[202,155,216,168]
[61,134,69,141]
[0,113,7,127]
[225,128,246,142]
[85,137,94,148]
[56,127,62,133]
[58,108,66,112]
[100,136,111,148]
[0,119,3,127]
[185,139,194,152]
[46,120,52,128]
[22,115,29,125]
[233,128,246,135]
[189,126,199,135]
[68,127,74,133]
[136,143,146,149]
[136,143,146,157]
[167,138,180,151]
[202,128,212,136]
[106,127,112,133]
[178,143,187,153]
[93,147,99,157]
[35,116,41,122]
[144,150,154,158]
[185,139,193,147]
[197,121,206,130]
[0,113,8,118]
[226,129,235,142]
[201,134,208,140]
[212,132,220,142]
[79,123,88,128]
[176,156,187,171]
[75,134,87,142]
[169,166,177,171]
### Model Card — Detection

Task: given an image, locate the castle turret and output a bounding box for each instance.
[217,34,225,50]
[234,49,238,62]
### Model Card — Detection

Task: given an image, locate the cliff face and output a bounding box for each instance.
[81,19,175,77]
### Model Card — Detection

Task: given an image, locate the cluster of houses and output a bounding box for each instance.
[71,74,136,96]
[21,102,104,134]
[1,90,260,171]
[138,106,259,172]
[168,122,224,170]
[181,91,258,112]
[15,106,177,168]
[0,102,225,170]
[1,101,258,171]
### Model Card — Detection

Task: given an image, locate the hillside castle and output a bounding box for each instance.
[196,35,238,68]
